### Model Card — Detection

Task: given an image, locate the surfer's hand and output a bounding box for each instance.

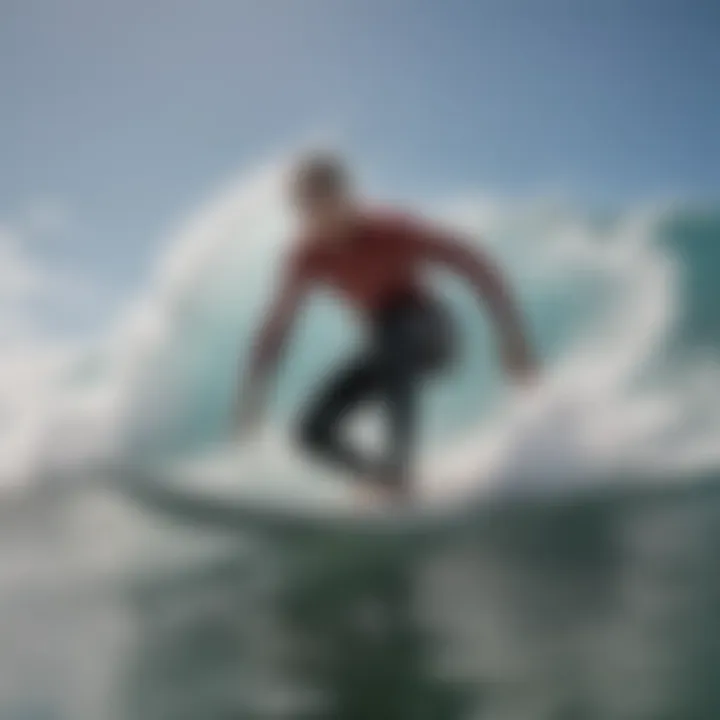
[502,335,537,384]
[235,381,265,440]
[236,401,263,441]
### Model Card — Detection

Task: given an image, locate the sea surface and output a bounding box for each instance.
[1,167,719,719]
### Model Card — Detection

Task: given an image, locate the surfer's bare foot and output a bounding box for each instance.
[387,484,412,508]
[354,481,393,510]
[354,474,412,510]
[381,471,412,507]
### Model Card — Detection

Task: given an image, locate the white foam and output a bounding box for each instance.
[1,156,720,506]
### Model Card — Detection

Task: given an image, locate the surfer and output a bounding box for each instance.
[236,152,536,504]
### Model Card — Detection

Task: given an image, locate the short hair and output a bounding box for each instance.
[290,151,350,203]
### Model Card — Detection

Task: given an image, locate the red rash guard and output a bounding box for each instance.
[252,210,516,365]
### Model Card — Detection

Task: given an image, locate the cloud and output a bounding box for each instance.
[19,198,73,238]
[0,210,99,341]
[0,212,101,486]
[0,226,47,305]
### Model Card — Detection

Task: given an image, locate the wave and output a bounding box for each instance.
[1,156,720,511]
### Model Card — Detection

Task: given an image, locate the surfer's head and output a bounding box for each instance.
[289,151,357,240]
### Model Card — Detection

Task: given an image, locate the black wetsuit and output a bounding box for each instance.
[296,296,455,491]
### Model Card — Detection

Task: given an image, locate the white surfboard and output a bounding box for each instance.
[112,438,496,539]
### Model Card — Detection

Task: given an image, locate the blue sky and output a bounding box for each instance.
[2,0,719,306]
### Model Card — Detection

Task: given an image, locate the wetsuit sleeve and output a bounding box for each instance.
[248,248,312,373]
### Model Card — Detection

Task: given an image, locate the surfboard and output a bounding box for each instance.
[110,444,488,540]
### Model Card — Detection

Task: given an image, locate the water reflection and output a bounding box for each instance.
[121,484,720,720]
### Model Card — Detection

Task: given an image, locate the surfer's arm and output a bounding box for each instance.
[416,229,536,380]
[237,255,310,429]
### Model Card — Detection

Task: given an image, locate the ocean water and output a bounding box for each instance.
[1,163,720,719]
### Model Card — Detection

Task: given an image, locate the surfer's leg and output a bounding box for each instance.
[296,300,455,501]
[373,299,456,500]
[375,355,417,500]
[296,353,383,476]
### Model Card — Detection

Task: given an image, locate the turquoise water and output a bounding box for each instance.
[1,179,720,719]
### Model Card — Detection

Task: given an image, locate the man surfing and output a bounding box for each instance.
[236,152,536,505]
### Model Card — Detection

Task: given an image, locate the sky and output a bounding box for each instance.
[2,0,719,327]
